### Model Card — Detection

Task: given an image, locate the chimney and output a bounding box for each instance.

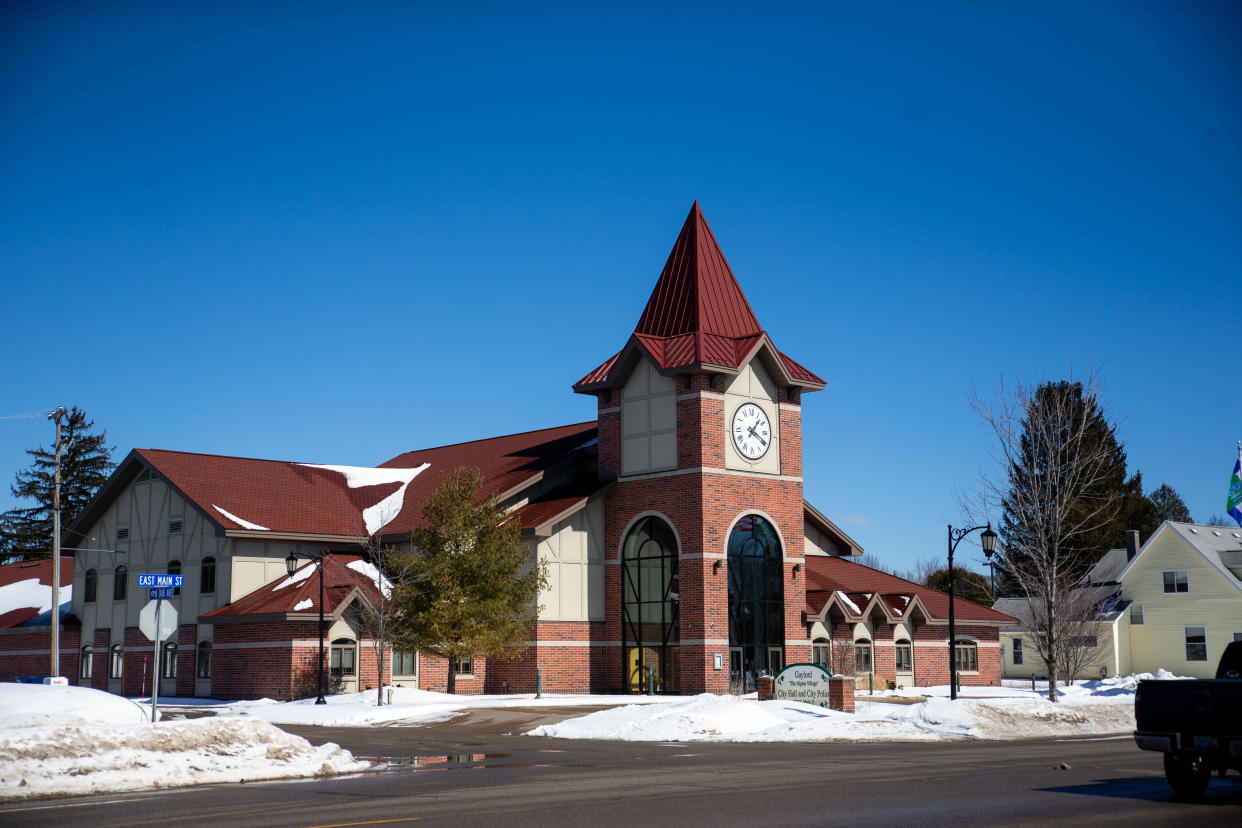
[1125,530,1140,561]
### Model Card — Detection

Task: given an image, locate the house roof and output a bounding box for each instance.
[574,203,825,392]
[69,422,598,543]
[200,553,387,622]
[1084,547,1128,584]
[1116,521,1242,595]
[805,556,1015,625]
[0,558,73,628]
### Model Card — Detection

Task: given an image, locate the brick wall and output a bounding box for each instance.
[0,626,80,682]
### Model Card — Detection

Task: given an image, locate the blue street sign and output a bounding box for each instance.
[148,587,175,600]
[138,574,184,588]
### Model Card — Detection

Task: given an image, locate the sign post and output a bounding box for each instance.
[138,574,182,723]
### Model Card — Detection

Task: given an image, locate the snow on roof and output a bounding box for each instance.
[293,598,312,611]
[272,563,316,592]
[212,504,269,531]
[297,462,430,535]
[346,558,392,599]
[0,560,73,628]
[837,592,861,614]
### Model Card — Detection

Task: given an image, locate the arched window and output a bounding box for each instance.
[854,639,873,673]
[168,560,181,596]
[80,646,93,679]
[330,638,356,677]
[728,515,783,690]
[895,639,912,673]
[109,644,123,679]
[161,642,178,679]
[954,639,978,673]
[811,637,830,669]
[113,565,127,601]
[621,516,679,693]
[84,569,98,603]
[196,641,212,678]
[200,557,216,594]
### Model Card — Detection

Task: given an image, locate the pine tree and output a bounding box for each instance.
[387,466,547,694]
[1148,482,1191,524]
[1,407,114,562]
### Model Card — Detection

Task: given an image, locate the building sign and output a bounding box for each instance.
[774,663,833,707]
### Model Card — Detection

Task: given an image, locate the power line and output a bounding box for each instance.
[0,408,54,421]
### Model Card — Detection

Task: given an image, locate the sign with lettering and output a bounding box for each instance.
[148,587,175,600]
[773,663,834,707]
[138,574,183,588]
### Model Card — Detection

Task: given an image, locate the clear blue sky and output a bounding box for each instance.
[3,2,1239,574]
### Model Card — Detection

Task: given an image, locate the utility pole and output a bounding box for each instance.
[49,406,67,677]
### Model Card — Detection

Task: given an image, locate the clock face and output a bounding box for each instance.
[731,402,772,461]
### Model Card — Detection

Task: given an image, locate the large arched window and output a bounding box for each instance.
[727,514,783,692]
[621,516,679,693]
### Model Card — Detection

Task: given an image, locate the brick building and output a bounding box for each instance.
[6,204,1011,699]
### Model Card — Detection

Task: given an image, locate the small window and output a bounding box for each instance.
[1012,639,1024,665]
[161,642,177,679]
[330,638,356,677]
[200,557,216,594]
[954,640,978,672]
[168,560,181,596]
[854,641,872,673]
[196,641,212,678]
[1234,632,1242,643]
[450,655,473,676]
[1185,626,1207,662]
[1130,604,1144,625]
[168,518,183,535]
[113,565,127,601]
[136,468,154,484]
[84,569,97,603]
[393,650,417,676]
[1163,570,1189,594]
[811,638,830,669]
[895,639,912,673]
[79,646,93,679]
[109,644,123,679]
[115,525,130,541]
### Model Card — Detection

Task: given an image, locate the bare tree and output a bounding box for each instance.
[967,374,1123,702]
[351,532,403,707]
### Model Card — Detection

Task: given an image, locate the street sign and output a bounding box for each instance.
[139,599,178,642]
[138,574,183,588]
[148,587,175,600]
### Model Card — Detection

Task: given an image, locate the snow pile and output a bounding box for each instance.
[0,577,69,619]
[0,683,147,729]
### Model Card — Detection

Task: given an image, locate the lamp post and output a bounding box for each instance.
[984,545,997,600]
[946,523,997,701]
[286,549,328,704]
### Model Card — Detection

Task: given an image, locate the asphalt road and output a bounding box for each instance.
[3,707,1239,827]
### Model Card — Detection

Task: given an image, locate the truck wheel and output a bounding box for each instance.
[1164,753,1211,798]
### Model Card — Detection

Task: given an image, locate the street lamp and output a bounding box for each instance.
[286,549,328,705]
[946,523,997,701]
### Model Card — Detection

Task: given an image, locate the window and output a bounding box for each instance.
[1130,604,1144,625]
[168,518,183,535]
[1234,632,1242,643]
[115,525,129,541]
[330,638,356,677]
[393,650,417,675]
[1012,639,1024,665]
[954,640,978,672]
[113,565,127,601]
[727,514,784,687]
[161,642,177,679]
[1069,636,1098,648]
[854,640,872,673]
[450,655,472,676]
[168,560,181,596]
[622,515,680,693]
[196,641,212,678]
[109,644,123,679]
[84,569,97,603]
[200,557,216,594]
[79,646,93,679]
[1185,626,1207,662]
[1163,570,1189,594]
[895,639,912,673]
[811,638,830,669]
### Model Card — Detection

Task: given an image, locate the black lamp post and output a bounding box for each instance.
[286,549,328,705]
[946,523,997,701]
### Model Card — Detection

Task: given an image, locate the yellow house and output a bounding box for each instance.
[998,521,1242,680]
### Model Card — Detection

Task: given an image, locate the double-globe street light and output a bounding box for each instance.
[285,549,329,705]
[946,523,998,701]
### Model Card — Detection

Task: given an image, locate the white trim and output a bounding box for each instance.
[679,638,730,646]
[677,391,725,402]
[619,466,802,483]
[778,402,801,412]
[680,552,727,560]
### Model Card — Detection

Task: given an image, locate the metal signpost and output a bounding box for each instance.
[138,574,182,723]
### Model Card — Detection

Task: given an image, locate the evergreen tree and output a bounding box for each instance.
[1148,483,1191,524]
[387,466,547,694]
[1,407,114,562]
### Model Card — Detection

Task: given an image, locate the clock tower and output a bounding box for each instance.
[574,203,826,694]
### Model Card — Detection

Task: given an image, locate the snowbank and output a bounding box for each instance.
[0,683,148,729]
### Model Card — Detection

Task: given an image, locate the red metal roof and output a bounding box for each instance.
[201,553,382,620]
[0,559,73,628]
[805,556,1015,624]
[574,203,824,391]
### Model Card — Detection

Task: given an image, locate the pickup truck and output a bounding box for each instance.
[1134,640,1242,797]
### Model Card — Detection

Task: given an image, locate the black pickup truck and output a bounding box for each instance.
[1134,640,1242,797]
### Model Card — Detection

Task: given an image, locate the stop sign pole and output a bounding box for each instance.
[138,574,182,723]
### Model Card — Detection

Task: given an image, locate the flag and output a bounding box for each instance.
[1229,445,1242,527]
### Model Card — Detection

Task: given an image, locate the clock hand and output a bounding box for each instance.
[747,425,768,447]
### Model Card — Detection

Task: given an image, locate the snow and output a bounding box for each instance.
[0,684,367,802]
[212,504,269,531]
[298,462,431,535]
[293,598,312,611]
[838,592,861,614]
[272,562,316,591]
[0,577,68,619]
[347,559,393,598]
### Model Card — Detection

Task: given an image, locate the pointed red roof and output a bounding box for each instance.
[574,203,824,391]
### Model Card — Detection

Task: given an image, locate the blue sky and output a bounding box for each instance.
[2,2,1239,574]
